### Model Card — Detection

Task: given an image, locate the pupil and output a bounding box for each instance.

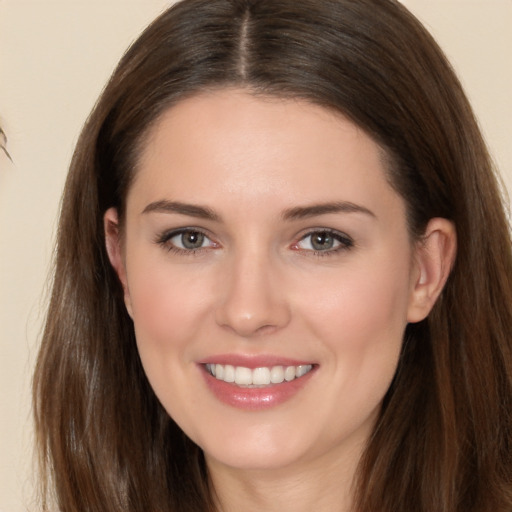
[182,231,204,249]
[312,232,333,251]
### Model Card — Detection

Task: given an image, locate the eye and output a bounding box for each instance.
[294,229,353,253]
[171,230,208,250]
[156,228,217,253]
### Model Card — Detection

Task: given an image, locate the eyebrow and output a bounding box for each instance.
[142,200,221,221]
[142,199,375,222]
[282,201,375,221]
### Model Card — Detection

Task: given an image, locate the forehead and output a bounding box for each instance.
[127,88,402,218]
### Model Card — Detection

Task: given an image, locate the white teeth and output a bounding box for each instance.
[270,366,285,384]
[206,363,313,386]
[252,367,271,385]
[296,365,310,378]
[284,366,296,381]
[223,364,235,382]
[235,366,252,385]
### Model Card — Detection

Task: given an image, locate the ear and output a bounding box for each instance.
[407,218,457,323]
[104,207,133,317]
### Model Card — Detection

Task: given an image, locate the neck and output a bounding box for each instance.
[206,439,364,512]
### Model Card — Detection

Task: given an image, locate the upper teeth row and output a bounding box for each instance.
[206,363,313,386]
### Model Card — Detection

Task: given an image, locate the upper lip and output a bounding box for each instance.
[197,354,316,369]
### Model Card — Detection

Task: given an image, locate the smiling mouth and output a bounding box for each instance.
[205,363,314,387]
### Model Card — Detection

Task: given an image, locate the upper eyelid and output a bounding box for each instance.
[156,226,213,242]
[296,227,353,241]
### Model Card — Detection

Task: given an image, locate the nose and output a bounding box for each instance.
[214,249,291,338]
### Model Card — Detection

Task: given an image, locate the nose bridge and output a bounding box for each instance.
[215,242,290,337]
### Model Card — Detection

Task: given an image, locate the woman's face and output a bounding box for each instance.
[107,89,428,474]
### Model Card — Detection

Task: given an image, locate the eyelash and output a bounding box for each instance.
[155,228,216,255]
[293,229,354,257]
[155,228,354,257]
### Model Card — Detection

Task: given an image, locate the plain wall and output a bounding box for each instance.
[0,1,510,510]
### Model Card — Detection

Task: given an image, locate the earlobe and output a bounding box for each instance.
[407,218,457,323]
[104,207,133,317]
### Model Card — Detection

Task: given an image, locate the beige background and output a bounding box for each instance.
[0,1,510,510]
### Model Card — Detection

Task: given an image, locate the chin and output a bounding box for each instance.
[203,440,306,472]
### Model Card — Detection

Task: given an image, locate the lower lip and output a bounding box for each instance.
[201,366,316,411]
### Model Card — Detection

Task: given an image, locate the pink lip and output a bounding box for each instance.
[198,358,317,411]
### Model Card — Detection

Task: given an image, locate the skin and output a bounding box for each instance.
[105,89,456,511]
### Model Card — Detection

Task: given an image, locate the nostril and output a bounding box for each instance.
[218,320,280,338]
[253,324,280,336]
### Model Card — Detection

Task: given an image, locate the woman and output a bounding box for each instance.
[33,0,512,511]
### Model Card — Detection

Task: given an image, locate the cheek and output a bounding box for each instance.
[295,256,412,434]
[301,252,412,367]
[125,254,212,361]
[124,256,214,425]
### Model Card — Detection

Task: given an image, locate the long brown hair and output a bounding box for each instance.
[33,1,512,510]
